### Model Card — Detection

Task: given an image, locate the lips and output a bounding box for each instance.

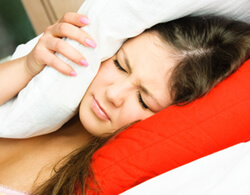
[91,96,110,121]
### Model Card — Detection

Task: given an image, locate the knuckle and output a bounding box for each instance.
[54,39,64,50]
[58,23,68,34]
[38,35,47,43]
[44,25,53,34]
[36,40,47,52]
[61,14,67,22]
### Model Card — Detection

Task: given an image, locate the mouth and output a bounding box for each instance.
[91,96,110,121]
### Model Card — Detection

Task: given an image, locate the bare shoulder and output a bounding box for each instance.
[0,114,90,192]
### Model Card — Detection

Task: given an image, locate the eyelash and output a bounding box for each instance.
[138,92,148,109]
[113,59,126,72]
[113,59,149,110]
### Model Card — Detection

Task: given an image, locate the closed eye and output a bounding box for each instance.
[137,91,149,109]
[113,59,127,73]
[114,58,149,110]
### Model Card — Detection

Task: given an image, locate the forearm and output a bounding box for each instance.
[0,56,35,106]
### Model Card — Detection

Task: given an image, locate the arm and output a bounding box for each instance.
[0,12,95,106]
[0,56,34,106]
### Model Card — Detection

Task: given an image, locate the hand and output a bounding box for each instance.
[25,12,96,77]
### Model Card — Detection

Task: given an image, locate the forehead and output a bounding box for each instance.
[122,31,176,75]
[120,32,177,107]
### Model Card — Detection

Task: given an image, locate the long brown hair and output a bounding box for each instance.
[148,16,250,105]
[33,15,250,195]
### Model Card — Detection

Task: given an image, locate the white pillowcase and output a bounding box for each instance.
[0,0,249,138]
[121,141,250,195]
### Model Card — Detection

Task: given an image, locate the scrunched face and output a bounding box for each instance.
[79,32,177,136]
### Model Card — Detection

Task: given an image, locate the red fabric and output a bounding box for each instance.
[86,59,250,194]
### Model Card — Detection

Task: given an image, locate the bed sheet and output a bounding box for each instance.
[121,141,250,195]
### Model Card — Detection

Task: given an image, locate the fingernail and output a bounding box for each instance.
[80,59,88,67]
[79,17,90,24]
[85,39,97,48]
[70,71,77,77]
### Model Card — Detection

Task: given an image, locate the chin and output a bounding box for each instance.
[79,112,109,137]
[79,112,96,136]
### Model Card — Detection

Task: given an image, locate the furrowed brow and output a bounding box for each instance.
[139,84,161,107]
[121,48,162,109]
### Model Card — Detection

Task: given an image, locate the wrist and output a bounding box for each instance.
[23,55,44,77]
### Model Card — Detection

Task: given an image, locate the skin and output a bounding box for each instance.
[0,115,89,192]
[80,32,177,136]
[0,13,177,192]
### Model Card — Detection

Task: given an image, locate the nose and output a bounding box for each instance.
[105,78,132,107]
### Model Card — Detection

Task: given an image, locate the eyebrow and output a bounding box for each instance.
[120,48,162,108]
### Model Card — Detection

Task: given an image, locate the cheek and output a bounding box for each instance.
[78,95,89,126]
[116,102,154,128]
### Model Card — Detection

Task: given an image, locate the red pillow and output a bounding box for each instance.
[87,59,250,194]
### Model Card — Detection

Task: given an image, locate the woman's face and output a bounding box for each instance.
[79,32,177,136]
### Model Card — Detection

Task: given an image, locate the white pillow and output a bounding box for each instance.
[121,141,250,195]
[0,0,249,138]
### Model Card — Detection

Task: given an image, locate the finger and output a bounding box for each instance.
[57,12,90,27]
[47,22,97,48]
[45,36,89,67]
[40,49,78,77]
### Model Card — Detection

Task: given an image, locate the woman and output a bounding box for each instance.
[0,13,249,194]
